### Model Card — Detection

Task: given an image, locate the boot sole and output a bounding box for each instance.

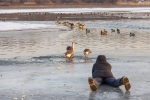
[88,77,98,91]
[124,77,131,91]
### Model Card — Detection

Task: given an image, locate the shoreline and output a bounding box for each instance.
[1,7,150,21]
[1,4,150,9]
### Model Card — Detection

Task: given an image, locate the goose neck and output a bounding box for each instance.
[72,43,75,50]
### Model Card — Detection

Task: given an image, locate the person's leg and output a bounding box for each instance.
[88,77,102,91]
[103,77,123,87]
[103,76,131,91]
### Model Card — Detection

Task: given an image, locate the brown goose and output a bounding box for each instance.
[79,23,86,30]
[84,49,92,58]
[65,42,77,62]
[55,21,61,25]
[70,23,76,29]
[63,20,69,26]
[101,29,107,36]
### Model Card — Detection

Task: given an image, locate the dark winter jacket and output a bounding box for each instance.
[92,55,114,78]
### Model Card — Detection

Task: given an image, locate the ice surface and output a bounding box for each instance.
[0,22,64,31]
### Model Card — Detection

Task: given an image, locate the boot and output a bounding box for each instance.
[88,77,100,91]
[123,77,131,91]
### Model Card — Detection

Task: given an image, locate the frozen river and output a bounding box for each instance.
[0,8,150,100]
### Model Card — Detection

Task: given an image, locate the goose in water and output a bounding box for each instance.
[70,23,76,29]
[84,49,92,58]
[117,28,120,34]
[55,21,61,25]
[65,42,77,62]
[79,23,86,30]
[130,32,135,37]
[101,29,107,36]
[111,29,115,33]
[63,20,69,26]
[86,28,90,34]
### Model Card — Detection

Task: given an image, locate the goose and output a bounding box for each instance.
[130,32,135,37]
[63,20,69,26]
[65,42,77,62]
[55,21,61,25]
[70,23,76,29]
[84,49,92,58]
[117,28,120,34]
[86,29,90,34]
[111,29,115,33]
[101,29,107,36]
[79,23,86,30]
[76,22,80,27]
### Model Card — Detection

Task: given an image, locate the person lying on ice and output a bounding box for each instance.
[88,55,131,91]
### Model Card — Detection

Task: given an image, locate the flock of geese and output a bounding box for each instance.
[56,20,135,37]
[56,21,136,62]
[65,41,91,62]
[55,21,91,62]
[56,20,86,30]
[64,33,135,62]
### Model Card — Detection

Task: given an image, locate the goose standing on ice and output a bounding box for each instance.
[84,49,92,58]
[65,42,77,62]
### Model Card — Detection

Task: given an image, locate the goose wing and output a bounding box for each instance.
[66,46,72,50]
